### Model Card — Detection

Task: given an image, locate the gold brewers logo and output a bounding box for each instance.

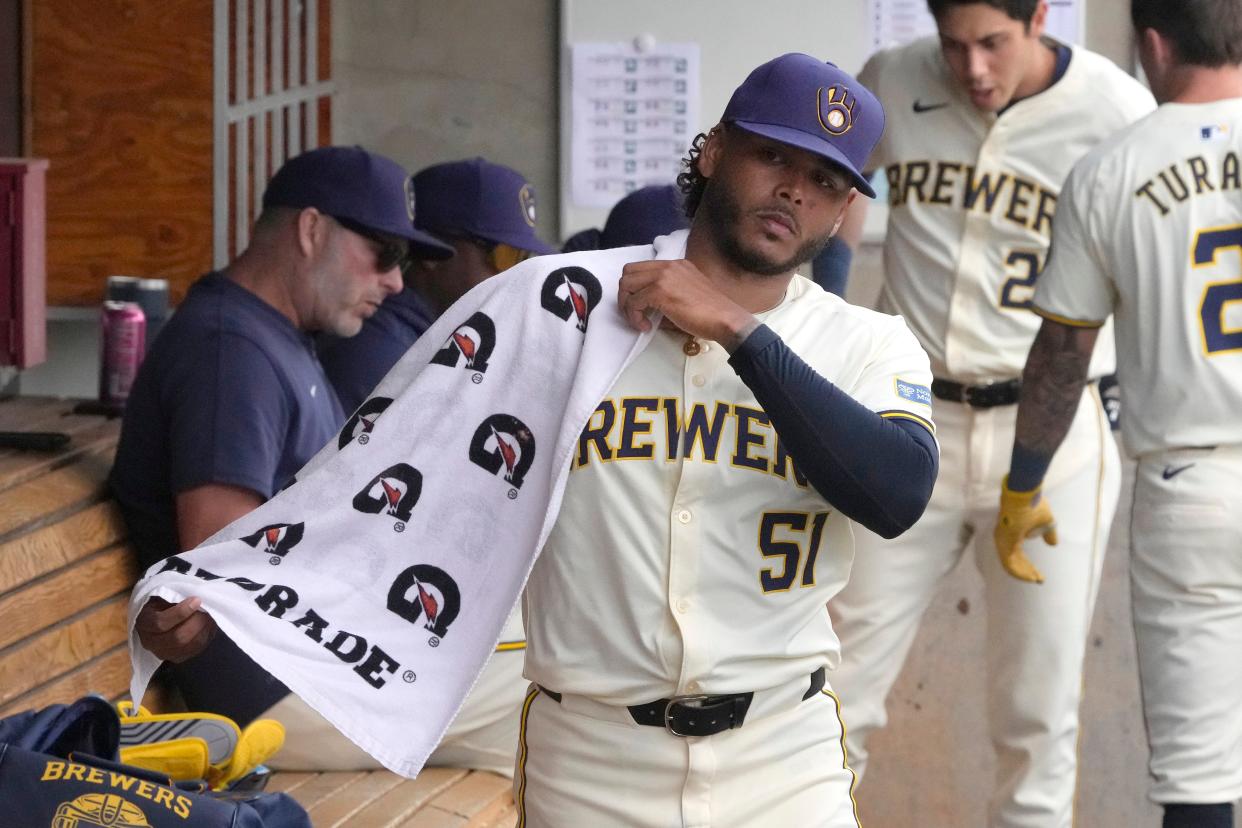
[52,793,150,828]
[518,184,537,227]
[42,759,194,821]
[404,175,418,222]
[817,85,857,135]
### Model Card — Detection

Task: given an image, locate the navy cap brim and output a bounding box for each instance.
[406,227,455,260]
[479,227,557,256]
[729,120,877,198]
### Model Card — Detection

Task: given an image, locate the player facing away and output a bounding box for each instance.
[516,54,939,827]
[995,2,1242,826]
[828,1,1155,825]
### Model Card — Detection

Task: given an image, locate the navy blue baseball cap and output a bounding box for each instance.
[601,185,689,248]
[262,145,454,260]
[413,158,556,255]
[414,158,556,254]
[722,54,884,198]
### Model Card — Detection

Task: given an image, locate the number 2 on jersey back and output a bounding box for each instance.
[758,511,829,593]
[998,249,1045,310]
[1194,224,1242,355]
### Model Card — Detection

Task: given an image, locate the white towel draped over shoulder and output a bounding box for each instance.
[128,233,683,777]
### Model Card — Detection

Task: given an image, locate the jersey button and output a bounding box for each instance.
[683,338,701,356]
[686,680,701,692]
[691,375,706,388]
[676,598,690,614]
[677,509,692,524]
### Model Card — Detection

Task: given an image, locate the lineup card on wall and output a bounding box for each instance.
[869,0,1083,52]
[569,41,701,208]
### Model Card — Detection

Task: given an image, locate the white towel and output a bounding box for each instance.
[127,233,683,777]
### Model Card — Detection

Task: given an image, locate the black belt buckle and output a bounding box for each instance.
[932,378,1020,408]
[663,694,709,737]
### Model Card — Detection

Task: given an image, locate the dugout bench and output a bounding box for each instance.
[0,396,516,827]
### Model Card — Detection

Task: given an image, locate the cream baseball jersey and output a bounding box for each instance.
[522,237,936,705]
[1034,98,1242,457]
[858,38,1155,381]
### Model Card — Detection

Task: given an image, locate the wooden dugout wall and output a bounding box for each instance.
[28,0,332,307]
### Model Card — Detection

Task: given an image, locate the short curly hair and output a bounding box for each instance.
[675,125,726,219]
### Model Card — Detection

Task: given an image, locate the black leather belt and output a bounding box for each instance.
[931,377,1022,408]
[539,667,826,738]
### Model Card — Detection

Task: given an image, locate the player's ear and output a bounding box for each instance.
[830,190,859,237]
[1027,0,1049,39]
[296,207,328,259]
[699,125,727,178]
[1144,27,1172,70]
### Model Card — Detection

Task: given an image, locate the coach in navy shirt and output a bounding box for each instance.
[112,145,451,725]
[319,157,554,414]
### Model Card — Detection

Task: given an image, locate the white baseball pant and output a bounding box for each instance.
[513,676,860,827]
[1131,444,1242,805]
[830,386,1119,827]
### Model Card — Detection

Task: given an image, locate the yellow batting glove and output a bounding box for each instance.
[993,476,1058,584]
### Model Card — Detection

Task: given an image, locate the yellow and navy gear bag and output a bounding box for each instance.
[0,697,309,828]
[0,743,260,827]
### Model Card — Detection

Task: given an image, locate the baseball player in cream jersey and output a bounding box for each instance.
[996,2,1242,826]
[828,1,1154,825]
[516,54,940,827]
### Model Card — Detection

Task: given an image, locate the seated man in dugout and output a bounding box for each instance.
[318,157,555,414]
[109,145,520,776]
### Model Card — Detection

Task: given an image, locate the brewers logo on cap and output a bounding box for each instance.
[817,85,857,136]
[404,175,417,222]
[519,184,537,228]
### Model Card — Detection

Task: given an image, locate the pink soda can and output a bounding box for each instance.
[100,300,146,406]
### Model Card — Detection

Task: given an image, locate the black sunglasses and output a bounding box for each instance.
[333,216,411,272]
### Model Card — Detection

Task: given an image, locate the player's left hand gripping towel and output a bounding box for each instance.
[128,238,674,778]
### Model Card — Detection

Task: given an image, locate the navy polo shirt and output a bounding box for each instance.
[111,271,345,571]
[318,287,438,414]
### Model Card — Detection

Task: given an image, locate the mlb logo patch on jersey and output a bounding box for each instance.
[1200,124,1230,143]
[895,379,932,406]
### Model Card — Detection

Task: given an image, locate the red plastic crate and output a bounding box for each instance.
[0,158,48,368]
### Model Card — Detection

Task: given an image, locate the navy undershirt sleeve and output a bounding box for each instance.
[810,237,853,298]
[728,324,938,538]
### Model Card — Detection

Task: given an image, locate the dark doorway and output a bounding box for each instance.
[0,0,20,156]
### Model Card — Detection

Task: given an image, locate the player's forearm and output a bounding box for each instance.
[728,325,939,538]
[1007,319,1100,491]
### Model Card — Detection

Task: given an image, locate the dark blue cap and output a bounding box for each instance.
[262,145,454,260]
[413,158,556,255]
[601,185,689,248]
[722,54,884,198]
